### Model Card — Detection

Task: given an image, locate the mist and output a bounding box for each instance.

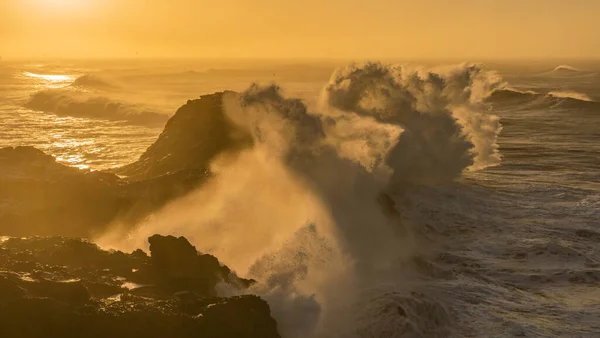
[94,62,503,337]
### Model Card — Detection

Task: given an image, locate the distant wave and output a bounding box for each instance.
[552,65,580,72]
[489,88,539,102]
[25,90,169,126]
[547,91,592,102]
[71,74,119,90]
[490,88,598,111]
[539,64,597,78]
[546,93,599,111]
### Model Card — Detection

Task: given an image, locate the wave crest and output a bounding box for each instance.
[547,91,593,102]
[552,65,580,72]
[490,88,599,111]
[25,90,169,126]
[71,74,119,90]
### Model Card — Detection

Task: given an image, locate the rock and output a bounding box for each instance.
[147,235,249,295]
[0,93,252,237]
[0,146,123,237]
[148,235,200,279]
[0,235,281,338]
[0,294,280,338]
[186,295,280,338]
[25,279,91,305]
[0,146,210,237]
[131,249,148,259]
[114,92,252,180]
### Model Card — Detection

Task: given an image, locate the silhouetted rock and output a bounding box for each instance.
[0,235,280,338]
[149,234,200,279]
[146,235,254,295]
[0,146,123,237]
[0,93,252,238]
[115,92,252,180]
[27,279,91,305]
[0,147,208,237]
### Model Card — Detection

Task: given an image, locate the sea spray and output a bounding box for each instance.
[96,62,503,337]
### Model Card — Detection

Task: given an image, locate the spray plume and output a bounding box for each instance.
[96,62,503,337]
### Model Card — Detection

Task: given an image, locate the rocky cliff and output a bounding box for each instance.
[0,92,252,237]
[114,92,252,180]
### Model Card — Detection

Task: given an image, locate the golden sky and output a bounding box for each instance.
[1,0,599,59]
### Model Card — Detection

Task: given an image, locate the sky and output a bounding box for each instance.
[1,0,599,60]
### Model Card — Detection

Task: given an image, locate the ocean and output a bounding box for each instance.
[0,58,599,337]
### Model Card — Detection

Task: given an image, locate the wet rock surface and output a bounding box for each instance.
[0,235,279,338]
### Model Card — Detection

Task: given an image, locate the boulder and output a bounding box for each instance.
[147,235,252,295]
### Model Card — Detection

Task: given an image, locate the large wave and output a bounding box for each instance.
[490,88,599,110]
[547,90,593,102]
[96,62,503,337]
[25,90,169,126]
[322,63,504,178]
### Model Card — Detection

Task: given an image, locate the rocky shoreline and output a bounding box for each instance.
[0,92,248,238]
[0,234,280,338]
[0,92,281,337]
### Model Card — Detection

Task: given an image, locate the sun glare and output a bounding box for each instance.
[24,72,73,82]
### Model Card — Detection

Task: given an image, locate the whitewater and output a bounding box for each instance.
[1,59,599,337]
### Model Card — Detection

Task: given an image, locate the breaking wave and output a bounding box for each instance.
[25,90,169,126]
[547,91,593,102]
[491,88,598,110]
[552,65,580,73]
[541,65,598,79]
[97,62,503,337]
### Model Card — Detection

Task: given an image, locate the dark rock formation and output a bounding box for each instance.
[0,235,279,338]
[0,146,209,237]
[1,92,253,237]
[115,92,252,180]
[146,235,255,295]
[0,93,281,337]
[0,146,124,237]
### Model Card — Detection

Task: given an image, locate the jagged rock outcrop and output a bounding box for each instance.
[0,93,254,237]
[0,235,280,338]
[115,92,252,180]
[146,235,254,295]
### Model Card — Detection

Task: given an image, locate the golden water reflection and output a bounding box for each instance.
[23,72,73,82]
